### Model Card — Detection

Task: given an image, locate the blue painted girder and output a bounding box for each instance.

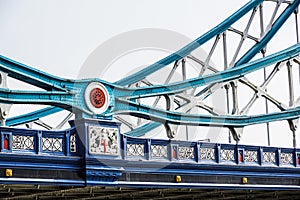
[6,106,63,126]
[114,0,300,86]
[2,0,299,126]
[114,0,264,86]
[112,44,300,99]
[0,0,299,128]
[0,54,73,91]
[112,98,300,127]
[1,43,299,127]
[0,44,299,109]
[0,0,262,125]
[119,0,300,136]
[235,0,300,66]
[110,44,300,127]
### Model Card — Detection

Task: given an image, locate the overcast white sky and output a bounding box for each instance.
[0,0,299,147]
[0,0,246,77]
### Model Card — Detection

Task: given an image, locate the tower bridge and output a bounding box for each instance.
[1,119,300,189]
[0,0,300,198]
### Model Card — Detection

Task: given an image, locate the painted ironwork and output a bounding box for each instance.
[42,137,63,152]
[127,143,144,157]
[244,150,258,162]
[0,0,297,143]
[12,135,34,150]
[0,0,298,189]
[151,145,168,159]
[280,152,293,165]
[221,149,235,161]
[178,146,194,159]
[0,121,299,188]
[200,147,215,160]
[263,151,276,163]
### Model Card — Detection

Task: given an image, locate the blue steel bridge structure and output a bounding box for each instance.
[0,0,300,198]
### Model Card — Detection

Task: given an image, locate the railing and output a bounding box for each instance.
[122,135,300,167]
[1,124,300,168]
[0,127,78,156]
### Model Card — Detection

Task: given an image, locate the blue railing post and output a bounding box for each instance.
[196,142,201,163]
[216,144,221,163]
[146,139,151,160]
[295,150,300,167]
[259,147,263,165]
[36,131,42,154]
[122,135,127,160]
[65,130,70,156]
[277,148,281,166]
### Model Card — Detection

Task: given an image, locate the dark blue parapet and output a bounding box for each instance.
[69,118,124,185]
[0,119,299,189]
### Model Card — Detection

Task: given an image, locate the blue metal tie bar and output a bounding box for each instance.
[0,43,299,127]
[0,0,298,130]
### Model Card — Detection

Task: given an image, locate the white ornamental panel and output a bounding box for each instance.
[88,126,119,156]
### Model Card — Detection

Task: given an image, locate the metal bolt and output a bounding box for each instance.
[5,169,12,177]
[175,175,181,183]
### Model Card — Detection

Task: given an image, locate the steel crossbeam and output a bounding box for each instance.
[0,0,298,143]
[0,44,298,127]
